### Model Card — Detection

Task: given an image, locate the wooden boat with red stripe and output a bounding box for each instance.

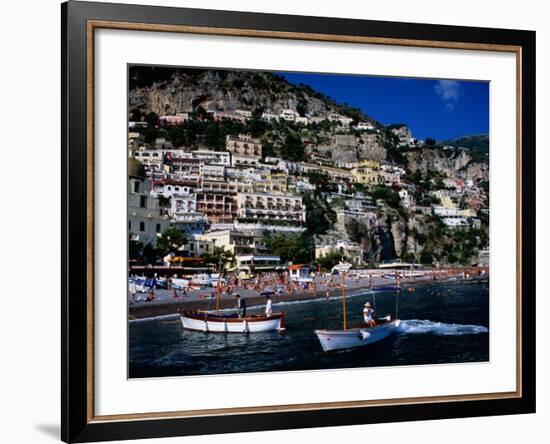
[179,310,286,333]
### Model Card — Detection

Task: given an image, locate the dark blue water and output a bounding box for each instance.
[129,282,489,378]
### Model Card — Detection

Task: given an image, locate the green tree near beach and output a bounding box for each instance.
[316,251,347,271]
[202,247,235,271]
[156,227,187,256]
[262,232,313,265]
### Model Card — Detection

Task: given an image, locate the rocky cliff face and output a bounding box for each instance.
[406,148,471,175]
[405,147,488,183]
[129,69,366,119]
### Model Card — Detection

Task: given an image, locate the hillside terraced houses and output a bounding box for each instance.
[127,101,488,271]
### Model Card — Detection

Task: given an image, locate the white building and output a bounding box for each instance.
[199,229,262,256]
[191,149,231,166]
[433,208,471,228]
[261,112,280,123]
[399,189,414,208]
[231,154,261,167]
[169,193,197,217]
[279,109,299,121]
[357,121,375,131]
[235,254,281,272]
[132,149,164,170]
[202,164,225,180]
[151,182,192,198]
[234,109,252,119]
[158,113,189,126]
[315,238,364,266]
[177,235,214,258]
[328,113,353,127]
[236,192,306,223]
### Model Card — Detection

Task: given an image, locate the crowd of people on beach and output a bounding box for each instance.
[128,267,489,305]
[128,271,344,304]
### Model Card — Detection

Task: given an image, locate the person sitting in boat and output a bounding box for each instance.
[265,294,273,317]
[363,302,376,327]
[235,293,246,318]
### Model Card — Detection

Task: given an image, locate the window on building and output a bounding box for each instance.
[140,196,147,208]
[156,223,161,233]
[133,181,140,193]
[128,221,131,230]
[139,222,145,232]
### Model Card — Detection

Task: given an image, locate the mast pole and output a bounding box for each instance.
[342,271,347,332]
[216,261,222,313]
[395,289,399,320]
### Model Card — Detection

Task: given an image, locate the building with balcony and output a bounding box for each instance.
[169,157,203,181]
[225,134,262,158]
[235,254,281,272]
[199,229,264,256]
[202,164,225,181]
[191,149,231,166]
[236,192,306,223]
[172,213,207,236]
[196,192,237,223]
[132,149,164,170]
[177,235,215,258]
[279,109,299,121]
[357,121,375,131]
[231,154,261,167]
[169,193,197,216]
[158,113,189,126]
[351,166,384,185]
[314,236,364,266]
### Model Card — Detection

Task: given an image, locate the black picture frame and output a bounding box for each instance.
[62,1,536,442]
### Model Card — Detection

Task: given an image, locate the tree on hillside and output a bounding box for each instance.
[280,133,306,161]
[305,171,332,192]
[371,186,401,209]
[302,193,336,235]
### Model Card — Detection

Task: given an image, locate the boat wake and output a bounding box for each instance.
[397,319,488,336]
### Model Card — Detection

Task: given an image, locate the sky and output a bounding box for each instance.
[278,71,489,141]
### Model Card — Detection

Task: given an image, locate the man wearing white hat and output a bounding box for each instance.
[363,302,376,327]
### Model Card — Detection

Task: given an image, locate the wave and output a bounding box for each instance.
[397,319,488,336]
[129,313,179,323]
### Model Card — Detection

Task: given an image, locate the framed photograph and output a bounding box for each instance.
[62,1,535,442]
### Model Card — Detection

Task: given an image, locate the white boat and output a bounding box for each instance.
[315,318,400,352]
[171,278,190,289]
[180,310,286,333]
[190,274,212,287]
[331,261,353,274]
[315,271,401,352]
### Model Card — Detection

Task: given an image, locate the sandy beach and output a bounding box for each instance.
[128,268,488,319]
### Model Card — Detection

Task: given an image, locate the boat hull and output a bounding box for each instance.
[315,320,400,352]
[180,311,285,333]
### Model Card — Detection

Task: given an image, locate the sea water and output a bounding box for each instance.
[129,281,489,378]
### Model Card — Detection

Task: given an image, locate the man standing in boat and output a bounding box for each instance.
[363,302,376,327]
[265,294,273,317]
[235,293,246,318]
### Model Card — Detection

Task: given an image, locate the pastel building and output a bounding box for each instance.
[226,134,262,158]
[236,192,306,223]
